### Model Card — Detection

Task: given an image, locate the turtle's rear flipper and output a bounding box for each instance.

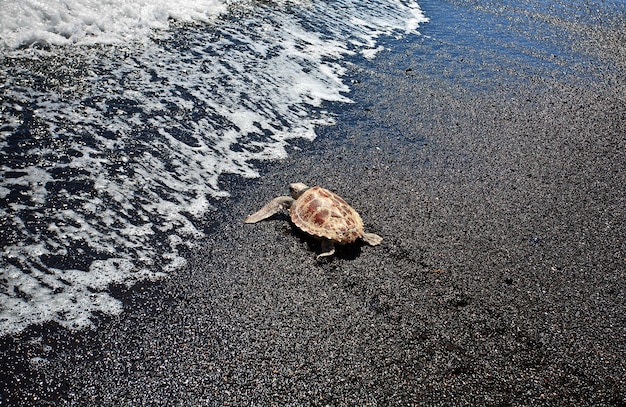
[362,232,383,246]
[245,196,294,223]
[316,239,336,260]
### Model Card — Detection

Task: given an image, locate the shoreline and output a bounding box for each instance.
[2,0,625,405]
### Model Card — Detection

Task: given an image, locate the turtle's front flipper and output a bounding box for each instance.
[316,239,336,260]
[245,196,294,223]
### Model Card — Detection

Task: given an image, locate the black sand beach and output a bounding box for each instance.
[2,0,625,405]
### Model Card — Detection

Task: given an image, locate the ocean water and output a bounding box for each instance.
[0,0,427,336]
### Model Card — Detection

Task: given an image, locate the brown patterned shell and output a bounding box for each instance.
[289,186,364,244]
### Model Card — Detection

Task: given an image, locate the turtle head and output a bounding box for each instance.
[289,183,309,199]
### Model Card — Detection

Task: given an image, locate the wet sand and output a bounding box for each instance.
[2,0,625,405]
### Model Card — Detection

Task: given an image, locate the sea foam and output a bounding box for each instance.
[0,0,227,49]
[0,0,427,336]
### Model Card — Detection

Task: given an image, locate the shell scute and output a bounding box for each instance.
[290,186,364,244]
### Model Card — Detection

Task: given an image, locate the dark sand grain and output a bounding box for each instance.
[1,0,625,405]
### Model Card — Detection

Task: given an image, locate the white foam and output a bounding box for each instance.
[0,0,227,49]
[1,260,162,335]
[0,0,427,336]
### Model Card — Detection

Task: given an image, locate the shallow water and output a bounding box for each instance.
[0,0,427,336]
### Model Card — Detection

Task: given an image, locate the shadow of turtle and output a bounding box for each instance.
[289,225,363,261]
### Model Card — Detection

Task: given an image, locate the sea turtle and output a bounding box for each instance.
[245,183,383,259]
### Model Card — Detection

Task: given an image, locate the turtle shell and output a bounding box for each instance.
[290,186,364,244]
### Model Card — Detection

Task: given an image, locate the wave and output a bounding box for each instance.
[0,0,227,49]
[0,0,427,336]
